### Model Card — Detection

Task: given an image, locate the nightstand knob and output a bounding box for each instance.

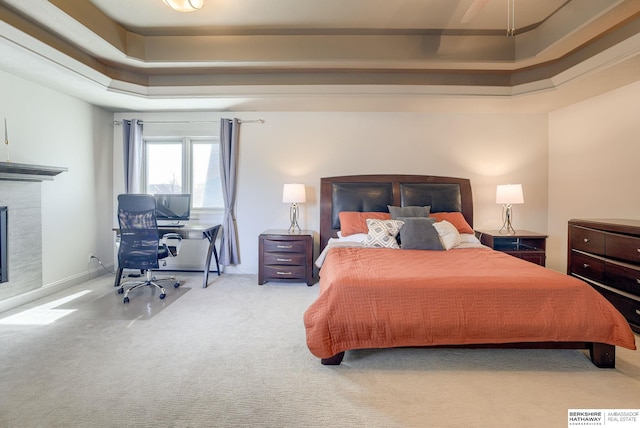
[583,238,590,243]
[583,263,590,269]
[277,244,293,249]
[277,258,292,262]
[636,278,640,285]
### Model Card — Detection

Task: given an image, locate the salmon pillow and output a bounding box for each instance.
[339,211,391,236]
[429,212,474,234]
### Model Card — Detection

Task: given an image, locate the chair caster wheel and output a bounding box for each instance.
[173,282,180,288]
[123,297,129,304]
[159,293,166,299]
[117,287,124,294]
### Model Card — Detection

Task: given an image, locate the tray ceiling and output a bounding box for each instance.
[0,0,638,112]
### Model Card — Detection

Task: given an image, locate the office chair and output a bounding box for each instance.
[115,194,182,304]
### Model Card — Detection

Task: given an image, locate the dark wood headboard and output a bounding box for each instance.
[320,174,473,251]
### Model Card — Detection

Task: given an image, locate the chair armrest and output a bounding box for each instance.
[161,233,183,257]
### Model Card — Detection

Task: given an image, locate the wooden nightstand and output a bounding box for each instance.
[475,229,547,266]
[258,230,314,285]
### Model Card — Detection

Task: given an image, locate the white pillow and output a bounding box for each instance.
[364,219,404,248]
[459,233,480,244]
[432,220,461,250]
[336,231,368,243]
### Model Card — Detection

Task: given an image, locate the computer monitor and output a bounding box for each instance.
[154,194,191,221]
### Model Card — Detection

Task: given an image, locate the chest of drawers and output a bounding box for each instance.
[258,230,314,286]
[568,219,640,333]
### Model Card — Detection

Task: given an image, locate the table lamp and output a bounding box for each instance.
[496,184,524,235]
[282,183,306,233]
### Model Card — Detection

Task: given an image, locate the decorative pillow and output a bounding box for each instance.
[432,220,461,250]
[429,212,474,234]
[336,232,368,243]
[459,233,481,244]
[339,211,391,236]
[388,205,431,219]
[397,217,443,250]
[364,218,404,248]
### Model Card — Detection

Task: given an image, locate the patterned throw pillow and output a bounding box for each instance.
[364,218,404,248]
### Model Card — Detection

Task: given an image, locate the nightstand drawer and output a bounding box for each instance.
[261,265,307,280]
[262,239,307,253]
[263,252,306,266]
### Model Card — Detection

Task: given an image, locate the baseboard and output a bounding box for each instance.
[0,264,114,315]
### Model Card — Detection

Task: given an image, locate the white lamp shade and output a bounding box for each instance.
[163,0,204,12]
[282,184,306,204]
[496,184,524,204]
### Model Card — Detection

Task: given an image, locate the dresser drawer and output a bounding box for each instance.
[262,239,307,253]
[570,226,605,256]
[569,251,604,282]
[261,265,307,280]
[605,234,640,264]
[604,261,640,297]
[263,252,306,266]
[593,284,640,330]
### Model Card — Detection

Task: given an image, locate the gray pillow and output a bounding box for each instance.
[388,205,431,219]
[397,217,444,250]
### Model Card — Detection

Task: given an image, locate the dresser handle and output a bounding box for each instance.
[637,279,640,285]
[277,271,293,275]
[583,238,590,243]
[277,258,292,262]
[277,245,293,249]
[636,309,640,316]
[583,263,589,269]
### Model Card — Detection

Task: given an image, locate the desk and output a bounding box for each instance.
[114,223,221,289]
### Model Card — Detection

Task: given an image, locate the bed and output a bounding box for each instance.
[303,174,636,367]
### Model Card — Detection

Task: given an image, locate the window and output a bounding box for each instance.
[144,137,224,210]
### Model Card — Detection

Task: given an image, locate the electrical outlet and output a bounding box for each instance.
[89,254,96,262]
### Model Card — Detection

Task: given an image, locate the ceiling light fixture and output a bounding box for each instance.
[162,0,204,12]
[507,0,515,36]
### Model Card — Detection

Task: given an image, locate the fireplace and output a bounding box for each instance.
[0,206,6,283]
[0,162,66,300]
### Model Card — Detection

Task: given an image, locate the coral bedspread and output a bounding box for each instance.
[303,246,636,359]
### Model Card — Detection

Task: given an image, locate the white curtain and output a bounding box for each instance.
[122,119,143,194]
[219,118,240,265]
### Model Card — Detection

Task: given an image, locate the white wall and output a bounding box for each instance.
[115,110,549,275]
[0,70,113,292]
[548,80,640,273]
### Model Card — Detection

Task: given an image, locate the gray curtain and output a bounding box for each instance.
[219,118,240,265]
[122,119,143,194]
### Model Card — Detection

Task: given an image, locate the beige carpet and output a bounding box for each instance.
[0,273,638,427]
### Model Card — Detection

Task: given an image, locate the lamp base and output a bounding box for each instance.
[288,203,301,233]
[498,204,516,235]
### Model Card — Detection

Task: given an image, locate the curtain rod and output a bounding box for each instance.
[113,119,264,125]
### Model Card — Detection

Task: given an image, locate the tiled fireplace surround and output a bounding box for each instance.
[0,180,42,301]
[0,162,67,304]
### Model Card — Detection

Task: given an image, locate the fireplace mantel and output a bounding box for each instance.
[0,161,67,182]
